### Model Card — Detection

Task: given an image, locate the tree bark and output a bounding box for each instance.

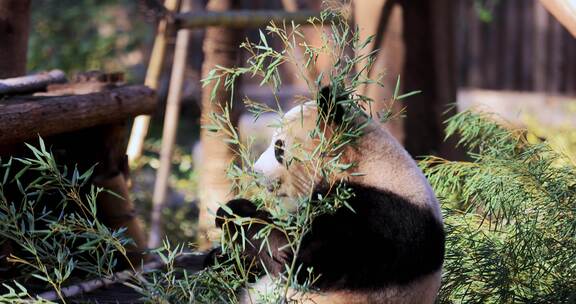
[353,0,405,142]
[399,0,458,158]
[0,0,30,78]
[197,0,242,249]
[0,85,156,144]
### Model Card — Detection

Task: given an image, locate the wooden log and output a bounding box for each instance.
[175,9,321,29]
[0,85,156,144]
[0,70,66,96]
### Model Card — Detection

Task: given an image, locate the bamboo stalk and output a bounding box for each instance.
[148,0,193,249]
[175,10,320,29]
[126,0,180,165]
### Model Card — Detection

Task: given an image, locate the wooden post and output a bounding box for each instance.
[197,0,242,249]
[0,0,30,78]
[126,0,180,165]
[93,164,147,265]
[148,0,193,249]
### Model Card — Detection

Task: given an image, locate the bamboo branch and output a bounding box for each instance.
[175,10,321,28]
[0,70,66,95]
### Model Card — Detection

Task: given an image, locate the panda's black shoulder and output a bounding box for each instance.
[297,182,445,290]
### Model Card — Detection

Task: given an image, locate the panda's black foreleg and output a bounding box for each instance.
[207,199,292,276]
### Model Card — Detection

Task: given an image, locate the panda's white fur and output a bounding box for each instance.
[243,271,441,304]
[254,101,443,222]
[216,92,445,304]
[234,99,445,304]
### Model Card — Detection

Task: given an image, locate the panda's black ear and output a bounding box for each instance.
[317,86,346,125]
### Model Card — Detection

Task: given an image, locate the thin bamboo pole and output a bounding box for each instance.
[148,0,192,249]
[126,0,179,165]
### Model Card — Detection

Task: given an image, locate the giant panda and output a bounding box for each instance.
[213,86,445,304]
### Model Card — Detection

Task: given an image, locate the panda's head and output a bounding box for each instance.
[253,86,348,199]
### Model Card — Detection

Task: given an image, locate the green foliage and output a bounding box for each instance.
[473,0,500,23]
[132,139,199,244]
[126,240,242,303]
[421,111,576,303]
[0,138,132,302]
[0,282,55,304]
[28,0,151,76]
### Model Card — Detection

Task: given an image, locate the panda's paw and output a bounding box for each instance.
[203,246,223,268]
[215,198,258,227]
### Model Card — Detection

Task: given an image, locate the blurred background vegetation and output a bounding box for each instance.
[27,0,152,81]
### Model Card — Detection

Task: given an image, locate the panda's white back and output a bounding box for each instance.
[243,95,445,303]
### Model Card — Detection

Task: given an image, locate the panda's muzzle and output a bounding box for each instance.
[255,175,281,192]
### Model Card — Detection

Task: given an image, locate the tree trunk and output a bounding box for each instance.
[0,0,30,78]
[353,0,405,142]
[197,0,241,249]
[399,0,458,158]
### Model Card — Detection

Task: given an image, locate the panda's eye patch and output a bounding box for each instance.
[274,139,285,163]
